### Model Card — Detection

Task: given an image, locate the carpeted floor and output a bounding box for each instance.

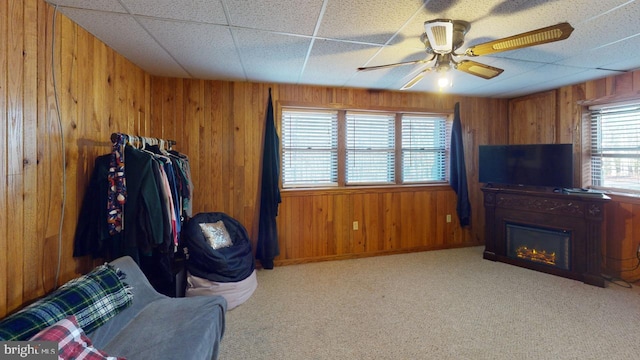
[218,246,640,360]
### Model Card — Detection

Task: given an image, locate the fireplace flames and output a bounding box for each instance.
[515,246,556,266]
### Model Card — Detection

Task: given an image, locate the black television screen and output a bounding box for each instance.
[479,143,573,188]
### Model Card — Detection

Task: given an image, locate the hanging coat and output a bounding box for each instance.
[256,89,281,269]
[449,102,471,226]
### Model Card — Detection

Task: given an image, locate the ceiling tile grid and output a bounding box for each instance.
[45,0,640,98]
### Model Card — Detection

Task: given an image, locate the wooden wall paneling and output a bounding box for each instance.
[557,84,587,188]
[312,194,329,256]
[415,191,437,248]
[286,195,302,258]
[7,0,26,313]
[351,193,368,254]
[231,81,247,220]
[220,81,235,216]
[303,194,317,258]
[365,192,384,253]
[508,90,557,144]
[39,4,60,293]
[330,193,350,256]
[208,80,226,212]
[184,79,203,213]
[278,194,291,259]
[584,78,608,101]
[381,192,401,251]
[0,0,8,317]
[611,72,634,95]
[22,0,40,302]
[436,190,456,247]
[58,13,80,282]
[398,191,417,249]
[603,199,640,281]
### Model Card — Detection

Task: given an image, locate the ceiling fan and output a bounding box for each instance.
[358,19,574,90]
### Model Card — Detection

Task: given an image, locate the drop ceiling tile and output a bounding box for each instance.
[46,0,127,13]
[58,8,189,78]
[120,0,228,24]
[138,17,244,80]
[559,33,640,72]
[317,0,423,44]
[232,28,311,84]
[45,0,640,98]
[224,0,323,35]
[299,40,381,87]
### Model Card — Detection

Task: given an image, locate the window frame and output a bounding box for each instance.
[278,102,452,190]
[588,99,640,193]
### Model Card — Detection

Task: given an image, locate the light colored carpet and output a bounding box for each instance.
[218,246,640,360]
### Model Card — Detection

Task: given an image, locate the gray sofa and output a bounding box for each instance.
[0,255,226,359]
[89,256,227,359]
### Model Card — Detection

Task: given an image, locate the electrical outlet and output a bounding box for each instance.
[446,214,452,223]
[353,221,359,230]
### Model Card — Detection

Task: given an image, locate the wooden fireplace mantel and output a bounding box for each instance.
[482,186,610,287]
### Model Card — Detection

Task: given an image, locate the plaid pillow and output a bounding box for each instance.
[0,264,132,341]
[30,315,125,360]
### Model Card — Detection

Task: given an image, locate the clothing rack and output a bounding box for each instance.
[110,132,176,149]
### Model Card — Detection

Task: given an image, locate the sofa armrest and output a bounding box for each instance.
[89,256,167,348]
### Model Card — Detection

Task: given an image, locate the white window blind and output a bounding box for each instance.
[590,102,640,191]
[401,114,447,182]
[281,109,338,187]
[346,112,395,184]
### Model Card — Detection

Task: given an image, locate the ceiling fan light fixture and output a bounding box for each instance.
[437,74,452,89]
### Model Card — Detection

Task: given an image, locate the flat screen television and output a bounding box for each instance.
[478,143,573,189]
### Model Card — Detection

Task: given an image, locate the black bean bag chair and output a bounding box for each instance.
[183,212,255,283]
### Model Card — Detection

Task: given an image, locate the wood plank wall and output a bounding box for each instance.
[4,0,639,317]
[508,70,640,282]
[148,82,509,265]
[0,0,151,316]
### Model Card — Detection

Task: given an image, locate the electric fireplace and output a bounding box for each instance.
[506,224,570,270]
[482,187,610,287]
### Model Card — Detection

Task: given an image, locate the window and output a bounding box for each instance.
[346,112,395,184]
[281,109,338,187]
[402,114,447,183]
[281,107,450,188]
[590,101,640,191]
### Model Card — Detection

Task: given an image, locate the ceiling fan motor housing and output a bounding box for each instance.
[422,19,470,54]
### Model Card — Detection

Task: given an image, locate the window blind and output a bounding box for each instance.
[401,114,447,182]
[345,112,395,184]
[590,102,640,191]
[281,109,338,187]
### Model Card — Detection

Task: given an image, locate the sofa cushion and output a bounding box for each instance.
[0,264,132,341]
[101,295,226,360]
[30,315,125,360]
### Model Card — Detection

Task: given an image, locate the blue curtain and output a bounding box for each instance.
[449,102,471,226]
[256,89,281,269]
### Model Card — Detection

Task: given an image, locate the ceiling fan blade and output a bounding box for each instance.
[357,58,432,71]
[465,22,574,57]
[456,60,504,79]
[400,69,431,90]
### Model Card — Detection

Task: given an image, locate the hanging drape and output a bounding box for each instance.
[256,89,281,269]
[449,102,471,226]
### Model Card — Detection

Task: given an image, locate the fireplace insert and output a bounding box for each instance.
[506,223,571,270]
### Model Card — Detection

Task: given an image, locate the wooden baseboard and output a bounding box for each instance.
[260,242,484,268]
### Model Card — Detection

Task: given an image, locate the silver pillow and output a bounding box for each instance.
[199,221,233,250]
